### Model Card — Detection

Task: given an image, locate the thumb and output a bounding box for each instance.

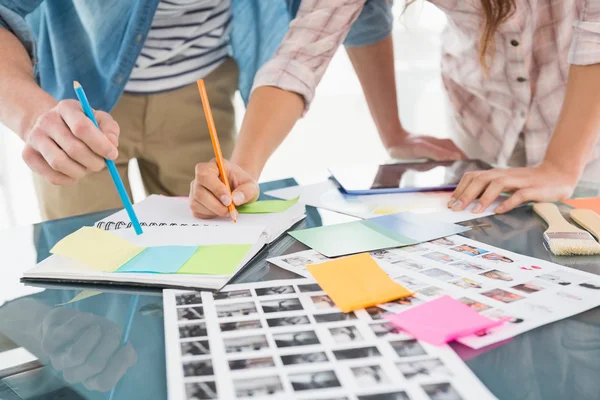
[232,181,260,206]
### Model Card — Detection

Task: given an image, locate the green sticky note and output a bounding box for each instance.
[237,196,299,214]
[177,244,253,275]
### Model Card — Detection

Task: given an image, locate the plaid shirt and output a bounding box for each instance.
[253,0,600,167]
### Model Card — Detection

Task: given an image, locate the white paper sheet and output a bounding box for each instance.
[267,237,600,349]
[164,280,497,400]
[265,181,503,224]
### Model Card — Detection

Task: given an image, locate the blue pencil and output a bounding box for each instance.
[73,81,143,235]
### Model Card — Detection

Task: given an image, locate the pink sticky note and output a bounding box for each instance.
[384,295,506,346]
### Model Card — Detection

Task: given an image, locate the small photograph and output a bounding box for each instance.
[233,375,284,398]
[229,356,276,371]
[281,255,312,267]
[421,268,459,282]
[394,260,426,271]
[261,298,304,313]
[520,265,543,271]
[297,283,323,293]
[213,289,252,301]
[220,319,263,332]
[418,286,446,298]
[537,270,582,286]
[397,358,452,380]
[449,261,485,273]
[177,306,204,321]
[267,315,310,327]
[281,351,328,365]
[334,346,381,360]
[393,275,428,290]
[422,382,464,400]
[314,312,357,323]
[512,280,547,294]
[224,335,269,353]
[579,281,600,290]
[371,249,404,263]
[481,288,525,304]
[273,330,320,348]
[179,322,207,339]
[311,295,337,310]
[480,269,514,282]
[458,297,491,312]
[481,253,514,263]
[329,326,363,343]
[351,365,391,386]
[185,382,217,400]
[176,292,202,306]
[370,321,407,338]
[183,359,214,377]
[400,243,430,252]
[181,340,210,356]
[358,392,410,400]
[422,252,456,264]
[215,302,257,318]
[431,237,456,246]
[366,306,389,320]
[557,291,582,301]
[382,296,424,312]
[450,277,483,290]
[390,339,427,358]
[450,244,489,257]
[256,285,296,296]
[289,370,341,392]
[482,309,525,324]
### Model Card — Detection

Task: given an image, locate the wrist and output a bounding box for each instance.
[539,157,583,185]
[380,125,410,149]
[231,150,264,181]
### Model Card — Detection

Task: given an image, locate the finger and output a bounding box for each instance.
[231,181,260,206]
[22,147,76,185]
[452,173,496,211]
[54,324,102,370]
[42,312,95,355]
[439,138,467,158]
[34,136,87,179]
[411,140,458,161]
[83,344,137,392]
[495,188,538,214]
[95,110,120,147]
[58,100,118,160]
[195,162,232,207]
[190,181,229,218]
[449,172,478,207]
[48,122,106,172]
[472,180,510,213]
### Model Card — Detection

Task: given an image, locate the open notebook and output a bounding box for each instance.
[94,195,306,244]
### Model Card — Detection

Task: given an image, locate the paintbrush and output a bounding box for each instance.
[533,203,600,256]
[570,208,600,241]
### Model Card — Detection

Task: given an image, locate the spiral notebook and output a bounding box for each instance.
[94,195,306,244]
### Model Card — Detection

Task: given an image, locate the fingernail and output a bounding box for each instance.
[220,195,231,206]
[451,200,463,210]
[495,206,505,213]
[108,149,118,159]
[447,198,456,208]
[233,192,245,206]
[472,203,482,213]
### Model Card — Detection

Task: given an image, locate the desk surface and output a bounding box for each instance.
[2,178,600,400]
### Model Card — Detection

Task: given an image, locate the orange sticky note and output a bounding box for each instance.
[307,253,412,312]
[563,198,600,215]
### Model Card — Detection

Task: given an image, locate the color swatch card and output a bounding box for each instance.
[307,253,412,312]
[236,196,299,214]
[163,279,496,400]
[289,212,470,257]
[563,197,600,214]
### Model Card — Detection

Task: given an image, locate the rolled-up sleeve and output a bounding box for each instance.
[0,3,41,68]
[251,0,366,112]
[344,0,394,48]
[569,0,600,65]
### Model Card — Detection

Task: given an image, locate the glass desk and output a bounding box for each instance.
[1,177,600,400]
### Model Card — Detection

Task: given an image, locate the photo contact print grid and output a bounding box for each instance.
[164,279,495,400]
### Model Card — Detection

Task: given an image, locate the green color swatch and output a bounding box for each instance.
[177,244,253,275]
[237,196,299,214]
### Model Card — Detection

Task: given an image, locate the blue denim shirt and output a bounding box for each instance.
[0,0,392,112]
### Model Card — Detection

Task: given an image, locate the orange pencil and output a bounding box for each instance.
[196,79,237,222]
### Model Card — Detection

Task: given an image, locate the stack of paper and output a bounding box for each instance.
[95,194,305,243]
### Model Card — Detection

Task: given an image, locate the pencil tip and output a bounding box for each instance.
[73,81,81,88]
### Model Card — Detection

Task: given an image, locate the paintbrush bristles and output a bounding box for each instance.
[544,233,600,256]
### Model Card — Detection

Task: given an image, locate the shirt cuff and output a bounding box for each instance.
[0,6,38,75]
[569,21,600,65]
[344,0,394,48]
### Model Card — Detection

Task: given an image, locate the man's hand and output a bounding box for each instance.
[189,159,260,219]
[22,99,120,185]
[448,162,578,214]
[387,132,466,161]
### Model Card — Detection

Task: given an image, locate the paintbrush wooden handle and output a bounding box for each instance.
[570,209,600,240]
[533,203,581,233]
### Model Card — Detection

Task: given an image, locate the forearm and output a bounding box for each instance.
[0,28,56,140]
[543,64,600,180]
[345,35,405,148]
[231,86,304,180]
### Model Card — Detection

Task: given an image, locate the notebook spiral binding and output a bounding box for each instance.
[95,221,208,231]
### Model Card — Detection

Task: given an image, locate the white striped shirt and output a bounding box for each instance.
[126,0,232,93]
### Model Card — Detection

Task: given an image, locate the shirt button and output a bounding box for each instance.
[136,34,143,43]
[511,40,519,47]
[117,76,124,84]
[517,77,527,83]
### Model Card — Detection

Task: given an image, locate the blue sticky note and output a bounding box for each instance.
[116,246,198,273]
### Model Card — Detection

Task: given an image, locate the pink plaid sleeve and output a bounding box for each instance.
[569,0,600,64]
[251,0,366,111]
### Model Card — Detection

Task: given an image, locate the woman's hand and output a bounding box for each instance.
[386,131,466,161]
[189,159,260,219]
[448,162,578,214]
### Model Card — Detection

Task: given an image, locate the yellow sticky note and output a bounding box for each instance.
[56,290,102,306]
[307,253,412,312]
[51,227,144,272]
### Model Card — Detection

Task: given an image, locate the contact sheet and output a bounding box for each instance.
[163,280,496,400]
